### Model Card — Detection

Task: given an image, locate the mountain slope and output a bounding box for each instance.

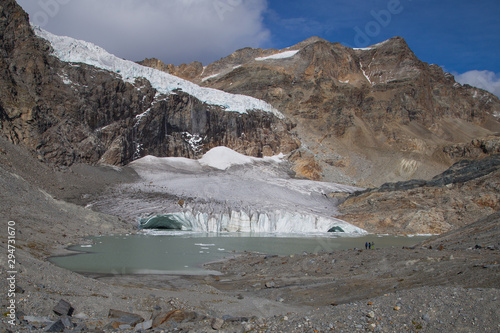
[0,0,298,167]
[339,154,500,234]
[145,36,500,185]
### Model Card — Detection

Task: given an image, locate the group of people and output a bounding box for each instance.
[365,241,375,250]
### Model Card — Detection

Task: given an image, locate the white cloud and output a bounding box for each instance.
[17,0,270,65]
[454,70,500,98]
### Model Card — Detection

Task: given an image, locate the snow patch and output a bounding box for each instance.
[360,62,373,85]
[255,50,299,61]
[33,26,284,118]
[199,146,255,170]
[135,107,152,121]
[201,72,220,82]
[353,39,390,51]
[58,73,73,85]
[182,132,205,154]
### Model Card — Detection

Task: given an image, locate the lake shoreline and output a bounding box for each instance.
[8,228,499,332]
[48,233,431,276]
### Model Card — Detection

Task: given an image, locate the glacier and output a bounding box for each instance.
[32,26,284,118]
[139,210,364,234]
[90,147,366,235]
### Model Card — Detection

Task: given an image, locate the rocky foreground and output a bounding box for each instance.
[1,224,499,332]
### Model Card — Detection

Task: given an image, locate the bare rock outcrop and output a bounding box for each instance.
[339,154,500,234]
[443,135,500,160]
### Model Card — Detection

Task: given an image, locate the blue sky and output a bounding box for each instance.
[265,0,499,74]
[17,0,500,96]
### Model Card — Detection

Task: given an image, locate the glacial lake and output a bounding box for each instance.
[50,233,431,276]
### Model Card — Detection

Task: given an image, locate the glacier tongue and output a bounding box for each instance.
[90,147,366,235]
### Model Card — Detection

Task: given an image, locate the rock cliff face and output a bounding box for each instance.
[150,37,500,185]
[0,0,298,166]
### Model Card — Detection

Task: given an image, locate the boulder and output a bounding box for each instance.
[53,299,74,317]
[211,318,225,330]
[152,310,198,328]
[108,309,144,327]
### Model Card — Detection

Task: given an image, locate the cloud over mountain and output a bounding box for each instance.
[454,70,500,98]
[17,0,270,65]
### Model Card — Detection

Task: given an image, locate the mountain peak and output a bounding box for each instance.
[290,36,331,49]
[352,36,410,51]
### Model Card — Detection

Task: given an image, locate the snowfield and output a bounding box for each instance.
[33,26,284,118]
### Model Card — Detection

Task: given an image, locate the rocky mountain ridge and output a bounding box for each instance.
[144,36,500,185]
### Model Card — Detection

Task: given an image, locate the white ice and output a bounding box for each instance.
[198,146,257,170]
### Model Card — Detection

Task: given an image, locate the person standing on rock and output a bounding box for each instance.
[365,242,368,250]
[368,242,371,249]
